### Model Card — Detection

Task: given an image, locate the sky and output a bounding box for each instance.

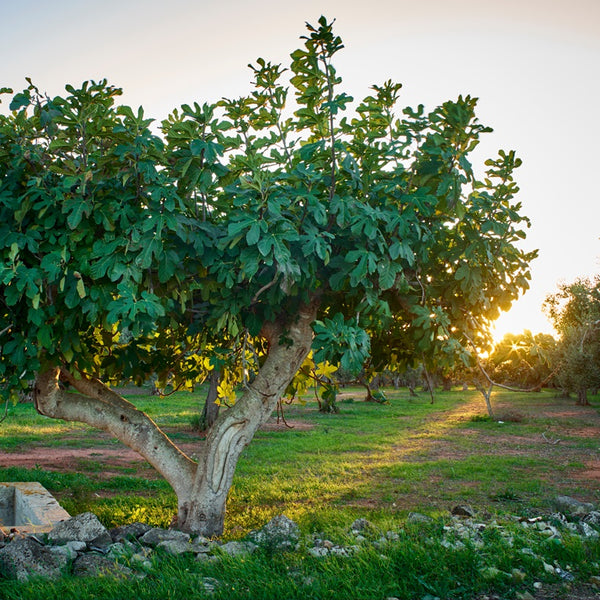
[2,0,599,342]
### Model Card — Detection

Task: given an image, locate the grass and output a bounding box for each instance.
[1,387,599,598]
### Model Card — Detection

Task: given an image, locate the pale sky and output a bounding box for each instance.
[2,0,599,342]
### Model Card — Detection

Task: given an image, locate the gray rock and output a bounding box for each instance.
[219,540,257,557]
[451,505,476,517]
[110,522,153,542]
[48,512,109,544]
[583,511,600,527]
[350,518,374,533]
[191,538,215,554]
[157,538,193,555]
[139,528,190,547]
[88,531,114,552]
[554,495,595,517]
[72,553,132,578]
[66,540,88,554]
[307,546,330,557]
[202,576,220,594]
[407,512,433,524]
[0,537,69,581]
[578,521,599,539]
[248,515,300,551]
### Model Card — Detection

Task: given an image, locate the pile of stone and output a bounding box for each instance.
[1,496,599,592]
[0,512,300,583]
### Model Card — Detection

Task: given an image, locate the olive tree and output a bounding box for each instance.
[544,277,600,405]
[0,18,535,535]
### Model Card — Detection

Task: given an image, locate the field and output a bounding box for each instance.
[1,387,599,599]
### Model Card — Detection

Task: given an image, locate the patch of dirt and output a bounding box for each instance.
[260,419,314,431]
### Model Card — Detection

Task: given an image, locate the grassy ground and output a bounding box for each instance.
[1,387,599,598]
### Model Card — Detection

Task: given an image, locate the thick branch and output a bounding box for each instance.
[34,368,196,497]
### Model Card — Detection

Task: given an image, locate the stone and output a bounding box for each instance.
[110,522,153,542]
[139,527,190,547]
[88,530,114,552]
[48,512,108,544]
[451,505,475,517]
[542,562,555,574]
[579,521,600,538]
[511,568,527,583]
[72,553,132,578]
[554,495,595,517]
[248,514,300,551]
[350,518,375,533]
[407,512,433,524]
[219,541,257,557]
[157,538,193,555]
[202,577,220,594]
[191,538,215,554]
[589,575,600,586]
[515,592,535,600]
[0,537,69,581]
[307,546,330,557]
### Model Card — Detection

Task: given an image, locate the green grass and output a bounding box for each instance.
[1,387,599,598]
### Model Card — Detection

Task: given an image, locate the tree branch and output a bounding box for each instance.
[34,368,196,497]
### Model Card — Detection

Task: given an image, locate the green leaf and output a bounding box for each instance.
[246,222,261,246]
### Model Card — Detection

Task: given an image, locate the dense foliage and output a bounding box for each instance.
[544,276,600,404]
[0,18,535,402]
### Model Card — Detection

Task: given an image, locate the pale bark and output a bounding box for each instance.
[34,369,196,499]
[178,299,318,535]
[34,299,318,537]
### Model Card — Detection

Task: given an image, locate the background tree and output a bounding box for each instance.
[489,330,556,389]
[544,277,600,405]
[0,18,535,536]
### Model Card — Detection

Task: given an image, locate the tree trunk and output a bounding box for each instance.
[198,369,221,431]
[577,388,590,406]
[34,299,318,538]
[177,300,318,535]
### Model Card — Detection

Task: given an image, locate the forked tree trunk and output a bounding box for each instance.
[35,300,318,537]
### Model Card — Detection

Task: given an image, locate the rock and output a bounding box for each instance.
[219,541,257,557]
[451,505,475,517]
[248,515,300,551]
[407,512,433,524]
[542,562,555,575]
[0,537,69,581]
[583,511,600,526]
[515,592,535,600]
[511,568,527,583]
[88,531,114,552]
[191,538,214,554]
[48,512,109,544]
[157,538,193,555]
[554,495,595,517]
[72,553,132,578]
[589,575,600,586]
[350,518,375,533]
[139,528,190,548]
[480,566,503,580]
[307,546,329,557]
[202,576,220,594]
[578,521,600,539]
[110,522,153,542]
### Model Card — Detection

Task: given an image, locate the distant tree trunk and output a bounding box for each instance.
[198,369,221,431]
[474,382,495,420]
[576,388,590,406]
[422,364,435,404]
[35,299,319,537]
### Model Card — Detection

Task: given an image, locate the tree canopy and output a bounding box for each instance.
[0,17,536,534]
[544,276,600,404]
